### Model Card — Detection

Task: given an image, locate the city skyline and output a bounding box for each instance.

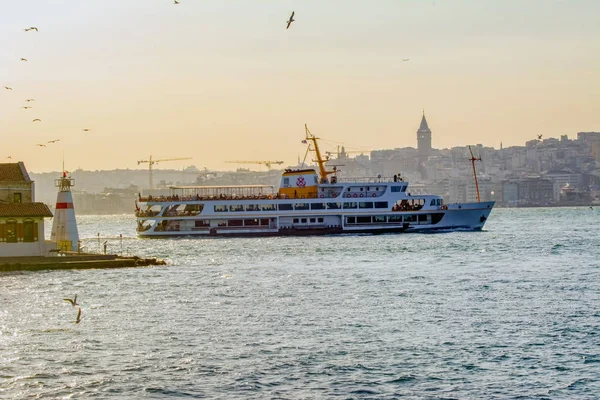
[1,0,599,172]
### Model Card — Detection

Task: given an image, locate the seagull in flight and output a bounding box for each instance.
[402,59,410,61]
[24,27,39,32]
[21,58,28,62]
[25,98,35,102]
[36,143,46,147]
[64,295,79,306]
[75,308,83,324]
[21,106,32,109]
[47,139,60,143]
[537,134,542,140]
[7,156,12,160]
[32,118,41,122]
[4,86,13,90]
[82,128,91,132]
[286,11,295,29]
[174,0,180,3]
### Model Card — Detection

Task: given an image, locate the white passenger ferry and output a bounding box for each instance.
[136,127,494,237]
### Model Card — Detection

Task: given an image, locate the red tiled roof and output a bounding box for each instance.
[0,163,30,182]
[0,203,53,218]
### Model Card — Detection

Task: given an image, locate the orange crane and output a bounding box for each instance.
[138,155,192,189]
[225,160,284,170]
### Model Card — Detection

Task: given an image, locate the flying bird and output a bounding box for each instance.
[174,0,180,3]
[32,118,41,122]
[82,128,90,132]
[7,156,12,159]
[25,98,35,102]
[402,59,410,61]
[21,58,28,62]
[25,27,39,32]
[36,143,46,147]
[4,86,13,90]
[537,134,542,140]
[75,308,83,324]
[286,11,295,29]
[64,295,79,306]
[47,139,60,143]
[21,106,31,109]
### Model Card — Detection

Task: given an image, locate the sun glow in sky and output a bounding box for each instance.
[1,0,599,172]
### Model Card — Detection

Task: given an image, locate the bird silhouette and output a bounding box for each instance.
[590,206,594,210]
[82,128,90,132]
[4,86,13,90]
[32,118,41,122]
[21,106,32,109]
[7,156,12,159]
[402,59,410,61]
[25,27,39,32]
[25,98,35,102]
[537,134,542,140]
[47,139,60,143]
[20,58,28,62]
[36,143,46,147]
[64,295,79,306]
[174,0,180,4]
[286,11,295,29]
[75,308,83,324]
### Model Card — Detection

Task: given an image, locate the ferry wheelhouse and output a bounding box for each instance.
[136,127,494,237]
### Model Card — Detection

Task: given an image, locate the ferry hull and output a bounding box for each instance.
[137,202,494,238]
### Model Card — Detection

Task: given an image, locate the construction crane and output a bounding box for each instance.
[325,146,371,160]
[225,160,284,170]
[137,155,192,189]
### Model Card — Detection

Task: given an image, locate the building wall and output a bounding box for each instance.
[0,217,47,257]
[0,181,33,203]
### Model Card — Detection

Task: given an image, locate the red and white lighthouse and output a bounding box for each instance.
[50,171,80,252]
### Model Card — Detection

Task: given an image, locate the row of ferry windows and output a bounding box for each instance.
[214,202,389,212]
[346,214,427,224]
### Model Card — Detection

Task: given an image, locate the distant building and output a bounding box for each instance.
[417,112,432,161]
[0,162,53,257]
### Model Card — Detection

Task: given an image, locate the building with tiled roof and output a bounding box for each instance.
[0,162,53,257]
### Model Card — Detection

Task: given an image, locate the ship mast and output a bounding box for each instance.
[305,124,334,183]
[468,145,482,202]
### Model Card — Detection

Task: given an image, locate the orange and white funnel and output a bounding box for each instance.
[50,171,80,252]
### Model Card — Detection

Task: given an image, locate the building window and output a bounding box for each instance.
[23,221,35,242]
[6,221,17,243]
[283,177,290,187]
[14,193,22,203]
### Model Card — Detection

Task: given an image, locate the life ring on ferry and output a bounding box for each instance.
[353,193,358,198]
[345,193,351,198]
[320,194,324,198]
[372,193,376,197]
[332,193,337,198]
[359,193,364,198]
[441,205,448,210]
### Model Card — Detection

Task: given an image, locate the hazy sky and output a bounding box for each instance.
[1,0,599,172]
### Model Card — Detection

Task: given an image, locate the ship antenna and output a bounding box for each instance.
[468,146,482,202]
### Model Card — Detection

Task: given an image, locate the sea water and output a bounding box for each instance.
[1,207,599,399]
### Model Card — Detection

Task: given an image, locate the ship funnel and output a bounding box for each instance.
[50,171,80,252]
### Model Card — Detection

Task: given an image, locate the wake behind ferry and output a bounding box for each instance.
[136,126,494,237]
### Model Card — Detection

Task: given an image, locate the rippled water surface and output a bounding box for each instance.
[1,208,599,399]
